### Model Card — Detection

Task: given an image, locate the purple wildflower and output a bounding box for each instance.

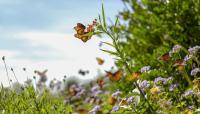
[91,85,101,97]
[111,105,120,112]
[89,105,101,113]
[188,46,200,55]
[127,96,134,104]
[171,44,182,53]
[182,90,194,97]
[184,55,193,62]
[190,68,200,76]
[112,90,122,97]
[140,66,151,73]
[154,77,167,85]
[169,83,179,91]
[166,77,174,83]
[139,80,150,90]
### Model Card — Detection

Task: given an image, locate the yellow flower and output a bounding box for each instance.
[150,87,160,94]
[188,111,194,114]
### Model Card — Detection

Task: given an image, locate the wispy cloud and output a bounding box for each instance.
[0,0,123,86]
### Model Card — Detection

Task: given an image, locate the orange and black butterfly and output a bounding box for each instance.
[173,59,185,66]
[77,109,87,114]
[173,59,185,71]
[96,57,104,65]
[105,70,122,81]
[159,53,170,61]
[128,71,141,81]
[108,96,117,105]
[74,23,91,42]
[97,79,105,89]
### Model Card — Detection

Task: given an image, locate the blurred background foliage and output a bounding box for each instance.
[117,0,199,66]
[107,0,200,91]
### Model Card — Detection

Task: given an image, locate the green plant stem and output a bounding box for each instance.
[3,60,11,87]
[103,30,155,113]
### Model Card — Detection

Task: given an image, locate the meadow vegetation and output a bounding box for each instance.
[0,0,200,114]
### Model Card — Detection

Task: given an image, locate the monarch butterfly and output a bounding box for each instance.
[105,70,122,81]
[159,53,170,61]
[97,79,105,89]
[173,59,185,66]
[74,23,92,42]
[128,72,141,81]
[96,57,104,65]
[173,59,185,71]
[77,109,87,114]
[108,96,117,106]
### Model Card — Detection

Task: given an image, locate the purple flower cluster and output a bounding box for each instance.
[89,105,101,114]
[112,90,122,98]
[139,80,150,91]
[126,96,134,104]
[190,68,200,76]
[170,44,182,54]
[154,77,167,85]
[111,105,120,112]
[140,66,151,73]
[169,83,179,91]
[181,90,194,97]
[91,85,102,97]
[188,46,200,55]
[184,46,200,62]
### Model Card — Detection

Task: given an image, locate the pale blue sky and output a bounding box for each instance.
[0,0,124,86]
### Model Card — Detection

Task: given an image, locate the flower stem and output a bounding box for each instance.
[104,30,155,113]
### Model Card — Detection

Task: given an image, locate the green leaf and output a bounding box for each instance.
[101,41,114,47]
[114,16,119,27]
[100,49,118,56]
[101,3,107,29]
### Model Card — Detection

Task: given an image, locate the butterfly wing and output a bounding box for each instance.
[106,70,122,81]
[159,53,170,61]
[96,57,104,65]
[113,70,122,81]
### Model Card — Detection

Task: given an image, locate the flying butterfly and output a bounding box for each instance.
[128,71,141,81]
[78,69,89,76]
[159,52,170,61]
[105,70,122,81]
[77,109,87,114]
[96,57,105,65]
[173,59,186,71]
[108,96,117,106]
[97,79,105,89]
[74,23,92,42]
